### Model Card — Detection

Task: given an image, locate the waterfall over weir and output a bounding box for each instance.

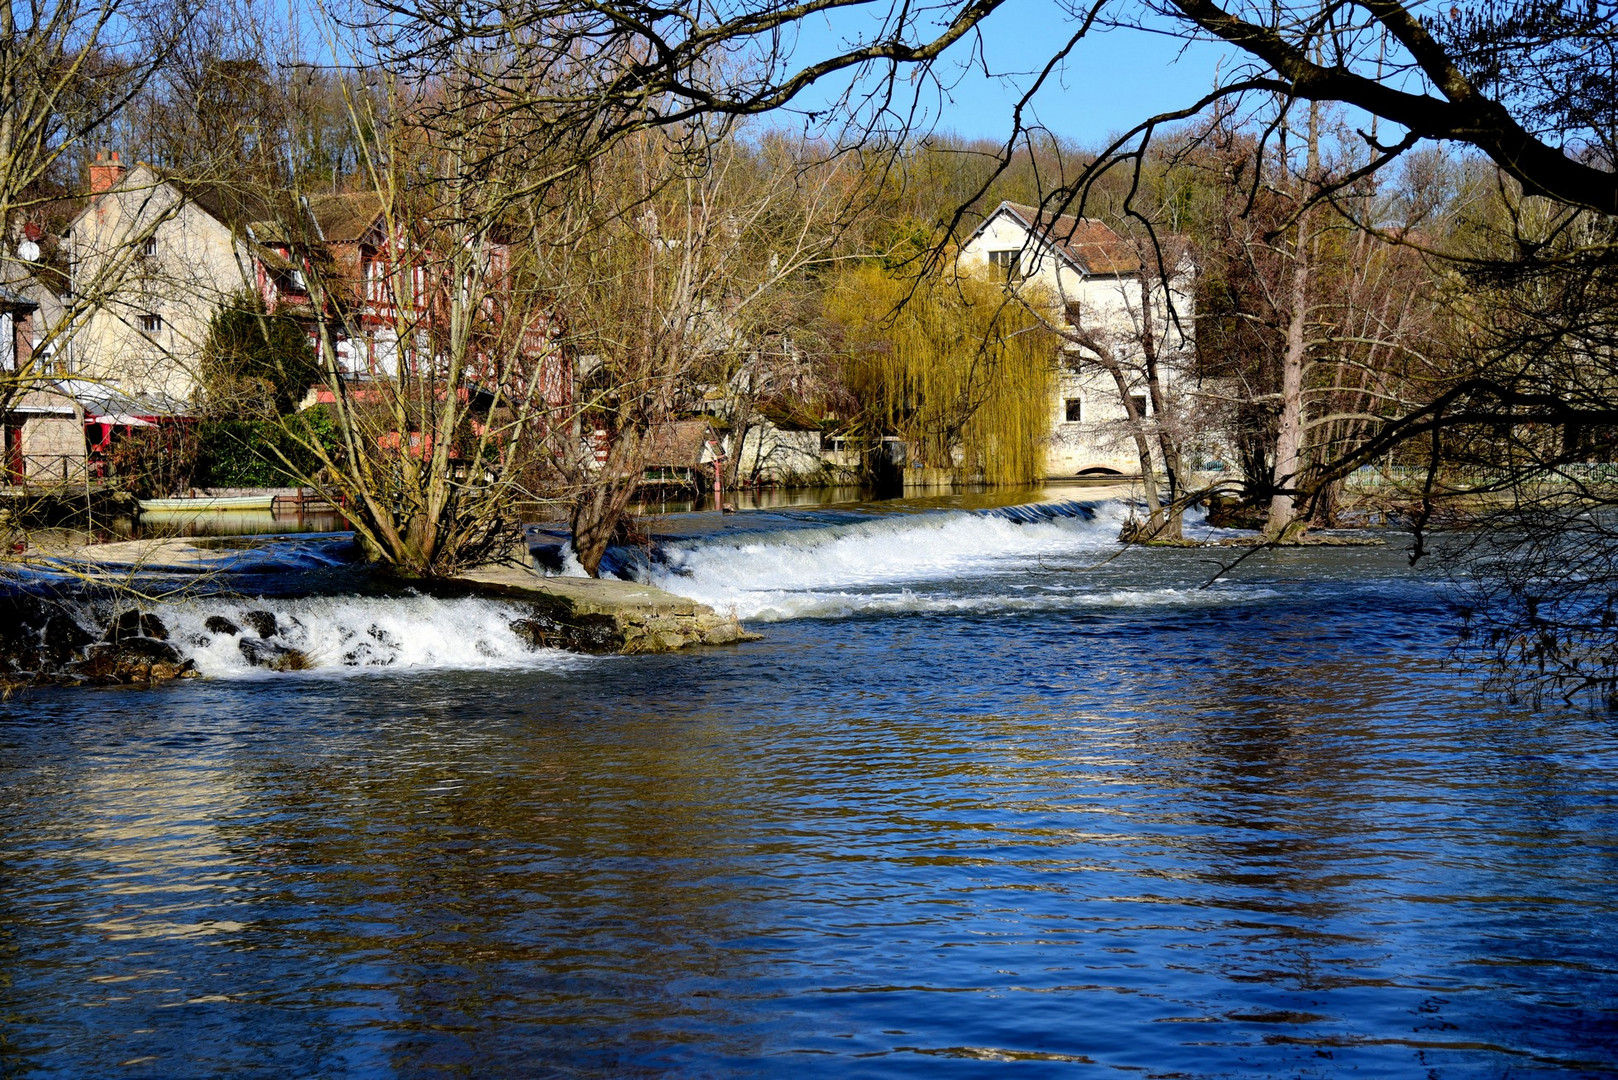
[13,498,1245,678]
[627,499,1246,622]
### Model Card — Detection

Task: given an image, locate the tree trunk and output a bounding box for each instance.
[1139,270,1184,540]
[569,429,647,577]
[1267,261,1307,536]
[1103,359,1162,530]
[1267,100,1319,541]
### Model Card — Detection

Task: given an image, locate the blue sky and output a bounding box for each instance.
[776,0,1238,146]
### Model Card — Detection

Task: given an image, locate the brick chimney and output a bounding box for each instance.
[89,150,125,195]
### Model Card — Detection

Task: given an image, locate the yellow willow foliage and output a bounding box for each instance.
[829,262,1057,485]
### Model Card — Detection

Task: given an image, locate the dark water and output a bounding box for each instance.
[2,498,1616,1077]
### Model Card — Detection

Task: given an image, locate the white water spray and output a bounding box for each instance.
[636,501,1250,621]
[152,594,586,679]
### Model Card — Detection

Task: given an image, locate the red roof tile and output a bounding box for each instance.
[996,202,1142,277]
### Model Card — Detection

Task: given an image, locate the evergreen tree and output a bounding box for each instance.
[200,294,321,417]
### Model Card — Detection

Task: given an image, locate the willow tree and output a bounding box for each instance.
[828,261,1055,486]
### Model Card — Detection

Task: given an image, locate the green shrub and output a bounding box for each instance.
[201,294,322,416]
[194,410,342,488]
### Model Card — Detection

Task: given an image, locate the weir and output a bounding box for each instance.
[1,497,1164,683]
[451,564,759,653]
[0,534,760,687]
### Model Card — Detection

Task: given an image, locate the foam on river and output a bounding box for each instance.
[639,499,1259,622]
[55,593,586,679]
[21,499,1260,676]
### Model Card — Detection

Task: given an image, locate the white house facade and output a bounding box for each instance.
[960,201,1195,479]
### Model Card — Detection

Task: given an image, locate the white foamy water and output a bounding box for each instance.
[639,502,1259,622]
[154,594,585,679]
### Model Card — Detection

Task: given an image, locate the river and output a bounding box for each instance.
[2,493,1615,1077]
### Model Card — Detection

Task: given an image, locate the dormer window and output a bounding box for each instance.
[139,313,161,334]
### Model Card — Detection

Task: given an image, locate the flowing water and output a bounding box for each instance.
[2,494,1616,1078]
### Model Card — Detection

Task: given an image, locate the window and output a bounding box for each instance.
[1064,397,1083,423]
[139,313,161,334]
[987,249,1021,279]
[1129,393,1148,418]
[140,236,157,257]
[364,258,387,302]
[1064,300,1083,326]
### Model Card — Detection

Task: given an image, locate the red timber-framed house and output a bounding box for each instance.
[248,193,572,421]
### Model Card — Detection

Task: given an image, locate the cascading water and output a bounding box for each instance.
[155,595,588,678]
[634,499,1259,622]
[8,499,1254,679]
[6,532,587,680]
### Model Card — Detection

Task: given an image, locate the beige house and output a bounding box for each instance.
[61,153,261,405]
[960,201,1195,478]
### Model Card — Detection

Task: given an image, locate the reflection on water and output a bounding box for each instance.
[2,501,1616,1078]
[130,508,351,539]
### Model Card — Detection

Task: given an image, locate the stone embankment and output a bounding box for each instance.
[451,565,760,654]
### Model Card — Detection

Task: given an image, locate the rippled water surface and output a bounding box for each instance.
[3,496,1617,1078]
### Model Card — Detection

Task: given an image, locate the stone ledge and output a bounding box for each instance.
[451,564,761,655]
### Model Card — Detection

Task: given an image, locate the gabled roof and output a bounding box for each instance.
[304,193,386,243]
[970,201,1142,277]
[250,193,385,245]
[66,162,276,236]
[170,177,277,232]
[70,162,383,248]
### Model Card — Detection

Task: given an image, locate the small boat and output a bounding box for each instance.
[137,494,276,513]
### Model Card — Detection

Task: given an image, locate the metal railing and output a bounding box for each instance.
[7,454,89,487]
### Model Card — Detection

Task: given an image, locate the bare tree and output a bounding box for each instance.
[546,128,866,575]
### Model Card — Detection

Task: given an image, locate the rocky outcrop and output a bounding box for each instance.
[237,637,312,671]
[104,609,169,643]
[74,637,196,684]
[204,615,241,636]
[0,594,195,688]
[241,610,279,639]
[454,566,761,655]
[1,594,92,682]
